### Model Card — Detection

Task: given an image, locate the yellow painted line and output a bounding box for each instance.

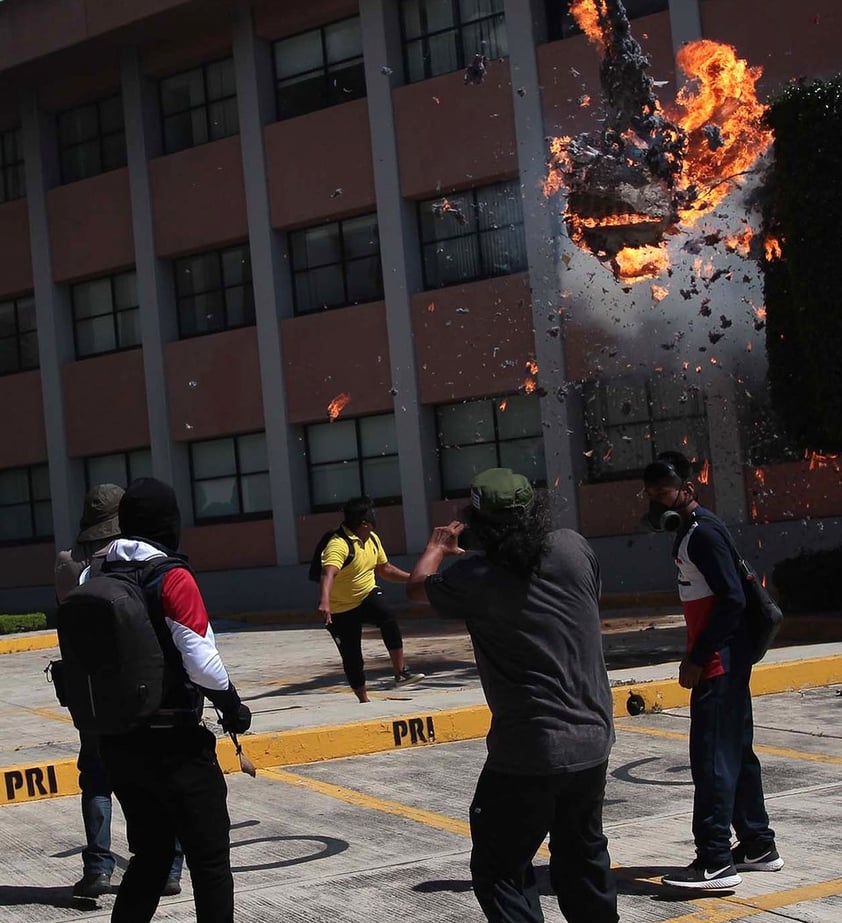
[0,632,58,655]
[661,877,842,922]
[3,655,840,807]
[19,705,74,726]
[618,722,842,766]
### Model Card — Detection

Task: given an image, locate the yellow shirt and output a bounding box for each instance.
[321,528,388,613]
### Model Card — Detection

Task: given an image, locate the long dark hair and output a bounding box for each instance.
[464,493,551,577]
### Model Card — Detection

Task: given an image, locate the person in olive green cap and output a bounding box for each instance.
[54,484,184,900]
[408,468,618,923]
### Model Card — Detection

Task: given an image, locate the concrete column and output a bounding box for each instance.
[359,0,436,552]
[19,91,84,552]
[705,375,747,525]
[121,49,192,516]
[669,0,703,51]
[232,5,307,564]
[503,0,579,528]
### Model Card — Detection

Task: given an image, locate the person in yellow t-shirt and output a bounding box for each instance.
[316,496,425,702]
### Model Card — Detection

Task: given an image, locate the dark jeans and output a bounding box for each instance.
[77,732,184,881]
[326,588,403,690]
[689,661,775,865]
[99,725,233,923]
[469,761,618,923]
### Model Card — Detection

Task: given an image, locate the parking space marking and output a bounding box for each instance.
[660,876,842,922]
[617,722,842,766]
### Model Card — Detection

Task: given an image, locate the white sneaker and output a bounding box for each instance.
[394,669,426,688]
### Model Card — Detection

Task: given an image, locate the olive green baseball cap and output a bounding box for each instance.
[470,468,534,519]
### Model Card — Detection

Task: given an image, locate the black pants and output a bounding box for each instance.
[690,662,775,865]
[327,588,403,689]
[469,761,618,923]
[99,725,233,923]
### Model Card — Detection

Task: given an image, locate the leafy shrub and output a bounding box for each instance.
[0,613,48,635]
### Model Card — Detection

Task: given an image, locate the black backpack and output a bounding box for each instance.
[737,556,784,663]
[307,530,380,582]
[54,557,186,734]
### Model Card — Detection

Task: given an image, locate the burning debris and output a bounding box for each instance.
[545,0,772,281]
[432,197,469,225]
[464,53,488,86]
[327,393,351,421]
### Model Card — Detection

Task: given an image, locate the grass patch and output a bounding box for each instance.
[0,613,48,634]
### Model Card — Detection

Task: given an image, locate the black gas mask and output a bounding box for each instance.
[642,500,684,533]
[641,458,693,532]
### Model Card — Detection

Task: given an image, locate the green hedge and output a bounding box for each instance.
[762,76,842,451]
[0,613,48,635]
[773,549,842,613]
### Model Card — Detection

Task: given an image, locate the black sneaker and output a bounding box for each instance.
[732,843,784,872]
[72,872,112,898]
[394,669,426,688]
[161,877,182,896]
[662,859,741,890]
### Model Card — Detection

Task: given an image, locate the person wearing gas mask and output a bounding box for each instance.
[642,451,782,891]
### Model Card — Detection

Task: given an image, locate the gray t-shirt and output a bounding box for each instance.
[425,529,614,775]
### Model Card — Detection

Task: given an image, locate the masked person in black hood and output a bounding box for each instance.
[642,452,782,892]
[92,477,250,923]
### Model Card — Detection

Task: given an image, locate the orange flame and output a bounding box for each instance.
[764,235,782,261]
[651,284,669,302]
[754,467,766,487]
[499,399,508,412]
[613,245,669,281]
[724,226,753,256]
[806,450,840,471]
[761,574,767,588]
[522,358,539,394]
[698,459,710,484]
[525,359,539,375]
[570,0,606,49]
[750,499,759,521]
[327,393,351,421]
[427,301,436,312]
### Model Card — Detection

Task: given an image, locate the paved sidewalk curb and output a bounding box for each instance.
[3,654,840,808]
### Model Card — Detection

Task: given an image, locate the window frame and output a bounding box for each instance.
[188,432,272,525]
[174,243,255,340]
[159,57,239,155]
[83,449,152,491]
[272,15,366,121]
[435,394,547,498]
[400,0,507,83]
[0,127,25,203]
[289,213,383,315]
[582,376,710,483]
[304,413,402,513]
[57,94,127,185]
[0,463,53,546]
[0,293,38,377]
[418,179,528,290]
[71,270,141,360]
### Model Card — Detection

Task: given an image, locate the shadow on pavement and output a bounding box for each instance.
[0,885,90,909]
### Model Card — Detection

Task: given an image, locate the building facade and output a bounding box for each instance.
[0,0,840,614]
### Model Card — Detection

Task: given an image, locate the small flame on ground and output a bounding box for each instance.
[327,393,351,421]
[698,459,711,484]
[764,235,783,261]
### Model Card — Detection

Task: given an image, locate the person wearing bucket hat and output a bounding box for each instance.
[407,468,618,923]
[54,484,185,900]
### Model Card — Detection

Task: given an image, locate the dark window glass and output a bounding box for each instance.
[58,95,126,184]
[0,294,39,376]
[582,376,709,482]
[290,214,383,314]
[0,128,25,203]
[190,433,271,522]
[400,0,506,83]
[418,179,527,289]
[0,463,53,544]
[436,394,545,495]
[548,0,669,41]
[72,270,140,359]
[161,58,239,154]
[274,16,366,121]
[306,414,401,512]
[84,449,152,490]
[174,244,254,339]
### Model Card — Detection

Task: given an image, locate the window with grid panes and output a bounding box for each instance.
[419,180,527,289]
[582,376,709,482]
[190,433,271,522]
[0,294,38,376]
[58,95,126,184]
[548,0,668,40]
[0,464,52,544]
[72,270,140,358]
[273,17,366,121]
[84,449,152,491]
[401,0,507,83]
[174,244,254,338]
[290,214,383,314]
[160,58,239,154]
[436,394,545,495]
[305,414,401,512]
[0,128,25,203]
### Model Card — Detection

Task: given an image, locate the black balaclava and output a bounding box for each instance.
[119,477,182,551]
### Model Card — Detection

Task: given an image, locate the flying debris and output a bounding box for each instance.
[464,54,488,86]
